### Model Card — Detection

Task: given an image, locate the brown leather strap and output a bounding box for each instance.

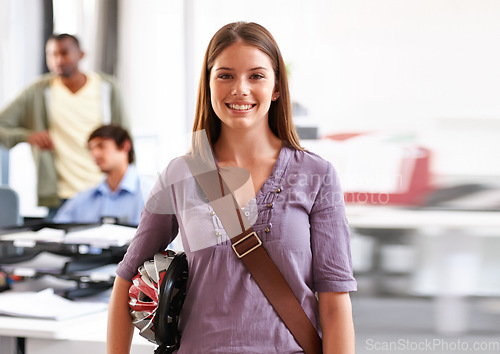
[232,229,322,354]
[186,160,322,353]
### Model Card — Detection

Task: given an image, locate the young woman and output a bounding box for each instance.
[107,22,356,354]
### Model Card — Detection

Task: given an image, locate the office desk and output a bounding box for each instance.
[346,205,500,334]
[0,310,156,354]
[0,224,152,354]
[346,205,500,230]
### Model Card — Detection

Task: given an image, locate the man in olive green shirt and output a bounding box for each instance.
[0,34,128,212]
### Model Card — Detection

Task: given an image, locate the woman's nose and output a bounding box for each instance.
[231,79,249,96]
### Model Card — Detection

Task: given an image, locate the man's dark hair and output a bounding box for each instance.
[88,125,135,164]
[47,33,81,49]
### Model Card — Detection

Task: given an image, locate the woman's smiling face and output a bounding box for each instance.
[209,41,279,133]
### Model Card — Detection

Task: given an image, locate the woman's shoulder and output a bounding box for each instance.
[161,156,192,180]
[286,144,334,175]
[160,154,217,185]
[165,155,189,171]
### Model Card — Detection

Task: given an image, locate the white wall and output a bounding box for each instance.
[182,0,500,132]
[0,0,46,216]
[3,0,500,216]
[185,0,500,178]
[0,0,44,103]
[117,0,186,176]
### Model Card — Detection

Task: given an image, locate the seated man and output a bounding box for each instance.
[54,125,150,226]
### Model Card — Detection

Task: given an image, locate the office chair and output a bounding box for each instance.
[0,186,22,228]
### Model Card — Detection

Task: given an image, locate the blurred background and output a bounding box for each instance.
[1,0,499,352]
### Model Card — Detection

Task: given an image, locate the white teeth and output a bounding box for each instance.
[229,104,252,110]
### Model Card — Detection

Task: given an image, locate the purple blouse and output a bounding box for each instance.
[116,144,357,353]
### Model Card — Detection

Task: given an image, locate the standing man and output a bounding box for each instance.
[54,125,150,226]
[0,34,128,216]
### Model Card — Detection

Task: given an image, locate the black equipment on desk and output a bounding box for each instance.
[0,222,134,299]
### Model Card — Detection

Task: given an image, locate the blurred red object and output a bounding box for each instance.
[324,132,368,141]
[344,146,434,206]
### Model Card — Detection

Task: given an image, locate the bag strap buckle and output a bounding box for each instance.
[232,231,262,258]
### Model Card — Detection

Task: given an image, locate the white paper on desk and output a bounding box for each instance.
[0,228,65,245]
[35,228,66,242]
[63,224,137,247]
[0,230,37,242]
[0,288,107,320]
[342,142,408,194]
[10,275,77,293]
[1,251,72,275]
[73,263,118,282]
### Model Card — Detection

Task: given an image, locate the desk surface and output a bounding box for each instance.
[346,205,500,297]
[346,205,500,231]
[0,310,154,348]
[0,311,104,339]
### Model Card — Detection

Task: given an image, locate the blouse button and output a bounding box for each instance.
[264,227,271,233]
[209,211,216,216]
[215,232,222,237]
[267,203,273,208]
[244,211,250,217]
[275,188,282,193]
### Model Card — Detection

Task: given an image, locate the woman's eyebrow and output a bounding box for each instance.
[214,66,269,71]
[215,67,233,71]
[249,66,269,71]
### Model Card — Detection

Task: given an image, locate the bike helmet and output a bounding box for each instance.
[129,250,188,353]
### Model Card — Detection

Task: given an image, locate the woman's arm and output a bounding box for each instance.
[318,291,355,354]
[107,275,134,354]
